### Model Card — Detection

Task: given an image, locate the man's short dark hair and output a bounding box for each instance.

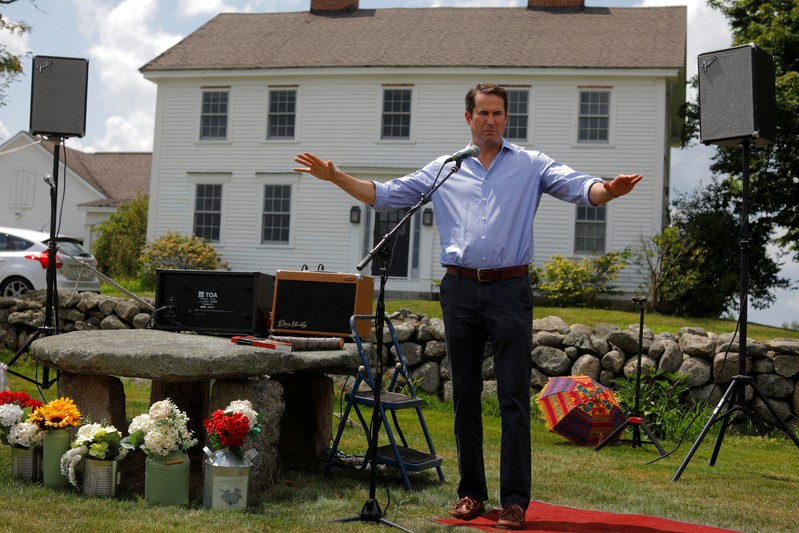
[465,83,508,115]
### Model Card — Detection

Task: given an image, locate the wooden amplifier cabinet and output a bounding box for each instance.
[271,270,374,338]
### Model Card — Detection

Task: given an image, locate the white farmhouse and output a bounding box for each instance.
[140,0,686,298]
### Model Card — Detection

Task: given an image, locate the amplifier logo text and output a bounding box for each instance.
[276,319,307,329]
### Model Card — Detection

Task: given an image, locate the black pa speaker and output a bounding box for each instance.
[29,55,89,138]
[698,44,776,148]
[271,271,374,338]
[154,270,275,335]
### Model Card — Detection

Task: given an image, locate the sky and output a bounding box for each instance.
[0,0,796,328]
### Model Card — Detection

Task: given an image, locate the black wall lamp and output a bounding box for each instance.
[350,205,362,224]
[422,208,434,226]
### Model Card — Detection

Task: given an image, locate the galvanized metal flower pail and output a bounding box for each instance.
[202,447,252,510]
[82,458,119,498]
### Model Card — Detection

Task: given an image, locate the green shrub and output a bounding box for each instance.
[536,250,630,307]
[92,195,149,279]
[138,231,228,289]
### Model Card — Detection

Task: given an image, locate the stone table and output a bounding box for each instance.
[30,328,360,500]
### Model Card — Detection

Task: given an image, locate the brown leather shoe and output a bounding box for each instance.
[496,504,526,530]
[447,496,486,520]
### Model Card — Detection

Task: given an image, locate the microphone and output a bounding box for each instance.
[43,175,56,188]
[444,145,480,163]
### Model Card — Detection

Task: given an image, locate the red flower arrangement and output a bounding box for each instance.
[0,391,43,409]
[203,400,260,458]
[204,410,252,449]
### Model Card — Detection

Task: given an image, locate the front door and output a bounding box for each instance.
[371,208,410,277]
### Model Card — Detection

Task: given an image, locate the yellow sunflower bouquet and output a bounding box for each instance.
[27,397,82,430]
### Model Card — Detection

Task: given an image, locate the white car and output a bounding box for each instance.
[0,226,101,298]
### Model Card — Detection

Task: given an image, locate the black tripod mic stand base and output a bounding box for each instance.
[332,498,414,532]
[594,416,666,454]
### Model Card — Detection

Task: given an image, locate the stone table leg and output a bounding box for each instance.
[209,378,285,501]
[272,373,334,460]
[58,372,127,431]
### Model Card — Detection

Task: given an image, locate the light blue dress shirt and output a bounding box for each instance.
[372,138,603,269]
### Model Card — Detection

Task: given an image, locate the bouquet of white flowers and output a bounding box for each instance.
[60,423,129,487]
[7,421,44,449]
[124,399,197,458]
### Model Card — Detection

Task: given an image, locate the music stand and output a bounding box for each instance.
[595,297,665,454]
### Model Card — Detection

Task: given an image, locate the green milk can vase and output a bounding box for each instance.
[10,446,43,482]
[203,446,253,510]
[144,450,190,505]
[42,429,71,489]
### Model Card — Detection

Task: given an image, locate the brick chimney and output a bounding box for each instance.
[528,0,585,8]
[310,0,359,13]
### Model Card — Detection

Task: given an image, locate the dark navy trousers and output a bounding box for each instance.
[440,273,533,510]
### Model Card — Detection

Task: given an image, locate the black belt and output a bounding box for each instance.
[445,265,529,283]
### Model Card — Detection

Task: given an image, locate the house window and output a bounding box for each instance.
[8,169,35,208]
[505,89,529,141]
[578,90,610,143]
[381,88,412,139]
[194,184,222,242]
[575,204,606,254]
[267,89,296,140]
[200,90,229,140]
[262,184,292,244]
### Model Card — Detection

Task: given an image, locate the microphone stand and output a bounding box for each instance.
[333,162,461,531]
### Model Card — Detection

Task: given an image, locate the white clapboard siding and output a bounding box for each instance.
[147,69,676,295]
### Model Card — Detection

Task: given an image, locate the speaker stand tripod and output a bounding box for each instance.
[672,139,799,480]
[2,137,63,390]
[595,297,665,454]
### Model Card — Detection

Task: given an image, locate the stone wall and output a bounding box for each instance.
[0,290,155,351]
[377,309,799,427]
[2,292,798,426]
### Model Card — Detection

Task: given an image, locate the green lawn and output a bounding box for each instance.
[1,359,797,532]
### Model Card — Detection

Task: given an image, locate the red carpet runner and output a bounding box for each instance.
[435,500,739,532]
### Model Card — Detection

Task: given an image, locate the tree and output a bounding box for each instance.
[634,226,706,315]
[92,195,149,279]
[669,179,790,317]
[684,1,799,261]
[0,1,30,108]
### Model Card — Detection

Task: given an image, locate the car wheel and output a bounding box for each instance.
[0,277,35,298]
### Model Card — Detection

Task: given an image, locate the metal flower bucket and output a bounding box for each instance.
[203,447,253,510]
[82,458,119,498]
[10,446,42,482]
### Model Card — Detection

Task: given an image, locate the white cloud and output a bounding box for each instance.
[177,0,238,17]
[0,12,32,56]
[68,0,184,152]
[0,120,11,142]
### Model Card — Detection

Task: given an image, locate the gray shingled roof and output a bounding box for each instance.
[40,139,151,207]
[141,7,686,73]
